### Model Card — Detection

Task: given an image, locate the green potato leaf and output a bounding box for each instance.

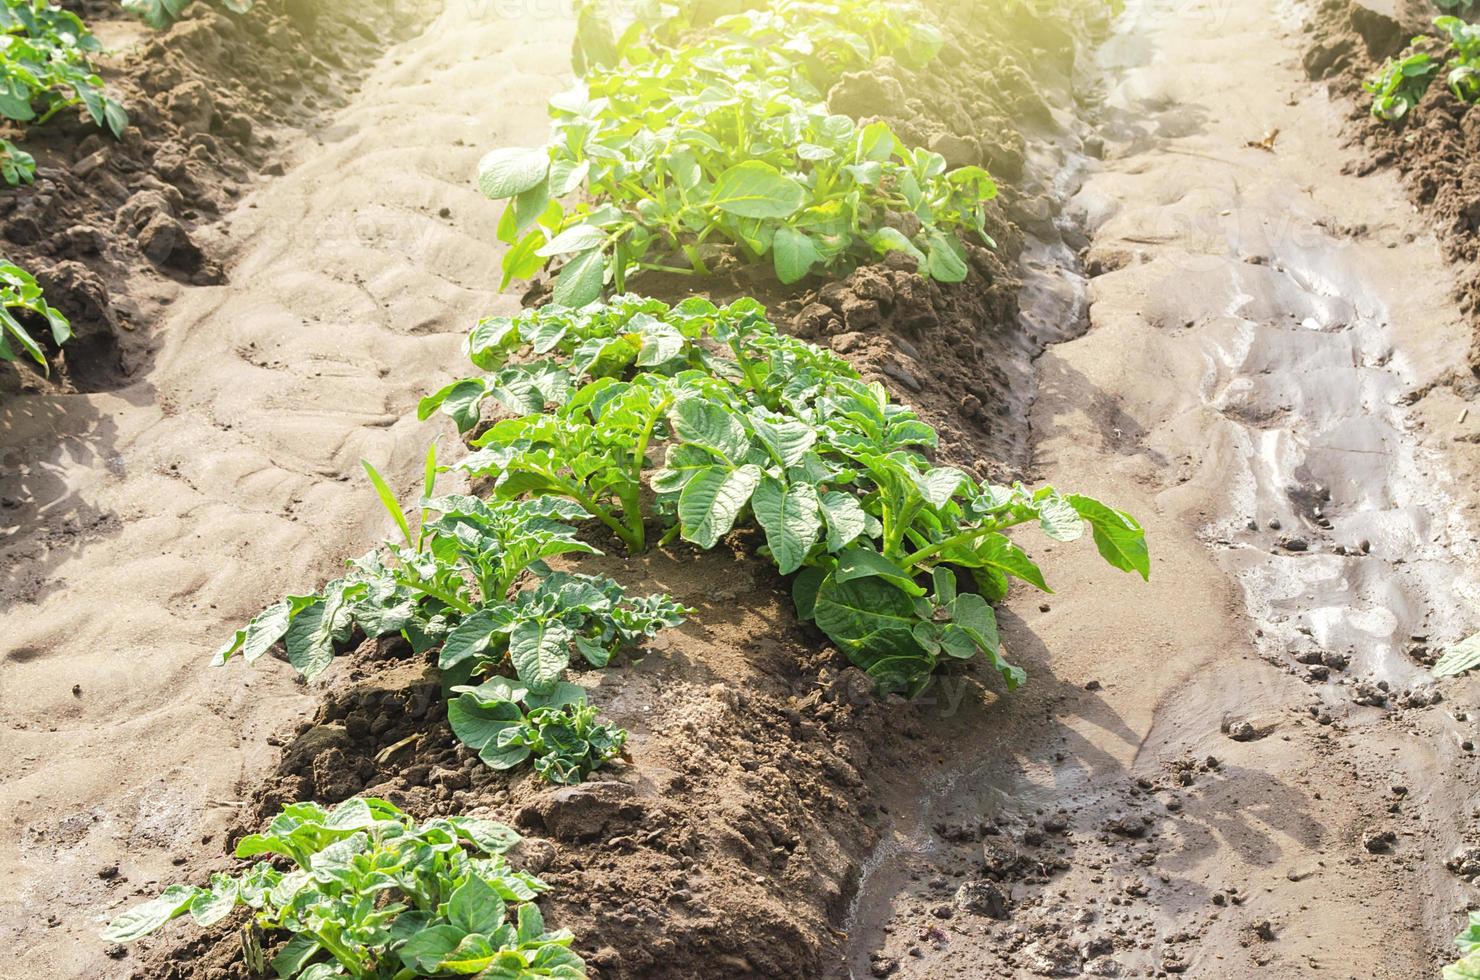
[677,463,762,549]
[1434,632,1480,678]
[709,161,807,218]
[1068,493,1151,580]
[101,884,201,942]
[552,247,606,308]
[750,477,822,575]
[478,146,551,200]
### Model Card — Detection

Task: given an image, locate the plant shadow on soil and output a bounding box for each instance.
[0,391,133,608]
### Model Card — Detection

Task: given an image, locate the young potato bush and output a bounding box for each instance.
[432,296,1150,696]
[448,679,627,784]
[1439,15,1480,99]
[0,0,127,185]
[480,0,995,305]
[215,454,686,784]
[102,797,588,979]
[1366,17,1480,121]
[1365,45,1442,121]
[576,0,944,80]
[0,257,70,370]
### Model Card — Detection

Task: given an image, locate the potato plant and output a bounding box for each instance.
[0,0,127,185]
[102,797,587,979]
[574,0,943,85]
[1366,18,1480,120]
[0,257,70,371]
[433,296,1149,696]
[121,0,252,30]
[439,569,687,694]
[481,0,994,305]
[1438,15,1480,99]
[449,679,627,785]
[1446,912,1480,980]
[215,456,684,783]
[1366,45,1442,121]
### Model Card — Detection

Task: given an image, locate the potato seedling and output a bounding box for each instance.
[1366,18,1480,120]
[480,0,993,304]
[102,797,587,978]
[215,455,682,784]
[1438,15,1480,100]
[449,679,628,785]
[1,0,127,186]
[1366,44,1442,121]
[439,570,688,694]
[0,257,70,370]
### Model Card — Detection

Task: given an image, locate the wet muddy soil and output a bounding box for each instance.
[847,0,1480,977]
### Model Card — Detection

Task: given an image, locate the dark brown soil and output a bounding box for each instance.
[1,0,420,396]
[130,540,994,980]
[1303,0,1480,372]
[113,1,1116,978]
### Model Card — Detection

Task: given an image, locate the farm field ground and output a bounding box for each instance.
[2,0,1479,978]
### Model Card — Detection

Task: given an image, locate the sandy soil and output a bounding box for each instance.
[846,0,1480,976]
[0,6,571,976]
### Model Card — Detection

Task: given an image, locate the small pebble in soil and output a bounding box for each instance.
[1227,721,1258,742]
[1362,828,1397,853]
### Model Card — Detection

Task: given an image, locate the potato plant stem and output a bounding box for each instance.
[900,517,1034,570]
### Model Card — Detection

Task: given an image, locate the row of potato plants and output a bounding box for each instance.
[210,294,1145,772]
[478,0,997,306]
[103,0,1146,975]
[1367,15,1480,121]
[418,295,1149,697]
[3,0,246,376]
[2,0,129,373]
[103,299,1144,976]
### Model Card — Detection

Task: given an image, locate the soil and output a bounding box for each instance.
[1303,0,1480,367]
[6,0,1480,979]
[844,1,1480,977]
[109,2,1123,978]
[0,0,419,396]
